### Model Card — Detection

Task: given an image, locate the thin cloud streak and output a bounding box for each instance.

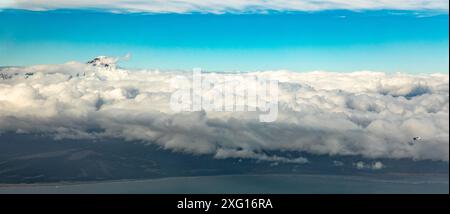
[2,0,449,13]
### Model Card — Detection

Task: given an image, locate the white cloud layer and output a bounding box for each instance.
[1,0,448,13]
[0,58,449,163]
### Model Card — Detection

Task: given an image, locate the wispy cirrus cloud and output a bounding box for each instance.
[1,0,449,13]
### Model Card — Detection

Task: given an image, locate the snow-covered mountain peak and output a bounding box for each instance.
[87,56,118,69]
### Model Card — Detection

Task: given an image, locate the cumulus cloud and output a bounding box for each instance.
[354,161,385,170]
[0,58,448,163]
[1,0,448,13]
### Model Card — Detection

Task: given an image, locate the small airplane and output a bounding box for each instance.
[408,137,422,146]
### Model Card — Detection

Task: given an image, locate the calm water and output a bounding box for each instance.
[0,174,448,194]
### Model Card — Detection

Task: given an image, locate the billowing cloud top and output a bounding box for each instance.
[1,0,448,13]
[0,57,448,163]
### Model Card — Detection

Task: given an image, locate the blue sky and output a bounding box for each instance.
[0,9,448,73]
